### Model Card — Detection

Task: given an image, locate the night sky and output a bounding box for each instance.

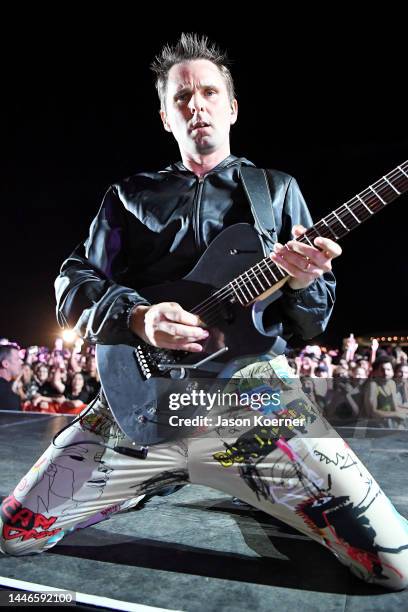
[3,24,407,350]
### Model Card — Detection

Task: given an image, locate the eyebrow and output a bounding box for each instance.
[174,83,219,97]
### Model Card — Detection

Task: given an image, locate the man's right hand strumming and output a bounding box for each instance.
[129,302,209,352]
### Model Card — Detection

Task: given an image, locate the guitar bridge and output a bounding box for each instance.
[133,344,187,380]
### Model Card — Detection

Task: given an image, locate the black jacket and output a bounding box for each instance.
[55,155,336,346]
[0,378,21,411]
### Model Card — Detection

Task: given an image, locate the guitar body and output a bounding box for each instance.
[97,224,280,445]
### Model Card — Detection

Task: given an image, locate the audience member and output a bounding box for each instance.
[364,357,407,428]
[0,345,22,410]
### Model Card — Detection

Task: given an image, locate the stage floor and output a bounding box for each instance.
[0,411,407,611]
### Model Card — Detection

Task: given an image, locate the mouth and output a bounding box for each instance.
[190,122,211,132]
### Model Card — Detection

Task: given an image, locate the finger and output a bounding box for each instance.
[313,237,342,258]
[174,340,205,352]
[165,342,204,353]
[160,303,203,327]
[287,236,342,261]
[285,240,334,269]
[154,335,205,353]
[273,244,331,274]
[289,227,342,260]
[292,224,307,238]
[271,252,324,281]
[157,321,209,340]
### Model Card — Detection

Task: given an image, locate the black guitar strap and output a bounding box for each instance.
[240,166,287,358]
[240,166,276,256]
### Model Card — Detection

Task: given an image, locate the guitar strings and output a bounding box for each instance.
[183,163,407,326]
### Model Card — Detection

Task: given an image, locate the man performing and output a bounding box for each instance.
[1,33,407,590]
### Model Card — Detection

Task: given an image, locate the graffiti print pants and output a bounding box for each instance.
[1,356,408,590]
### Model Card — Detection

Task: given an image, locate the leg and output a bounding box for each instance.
[0,396,189,556]
[187,357,408,590]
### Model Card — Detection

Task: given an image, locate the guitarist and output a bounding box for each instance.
[1,33,407,590]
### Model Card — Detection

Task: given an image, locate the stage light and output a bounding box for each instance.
[62,329,77,344]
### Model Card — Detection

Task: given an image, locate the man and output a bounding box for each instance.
[364,357,407,427]
[0,345,22,411]
[1,34,407,590]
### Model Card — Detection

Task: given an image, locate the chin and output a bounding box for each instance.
[194,140,217,155]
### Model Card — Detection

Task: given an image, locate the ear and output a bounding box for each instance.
[230,99,238,125]
[160,109,172,133]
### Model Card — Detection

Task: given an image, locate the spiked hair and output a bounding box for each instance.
[150,33,236,110]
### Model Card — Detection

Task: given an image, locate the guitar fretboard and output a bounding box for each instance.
[227,161,408,306]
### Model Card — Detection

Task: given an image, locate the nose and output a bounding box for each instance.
[187,91,205,114]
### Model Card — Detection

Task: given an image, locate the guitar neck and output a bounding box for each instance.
[227,161,408,307]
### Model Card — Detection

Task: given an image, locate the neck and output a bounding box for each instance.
[181,145,231,177]
[0,370,11,382]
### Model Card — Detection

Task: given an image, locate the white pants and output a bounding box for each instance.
[1,356,408,590]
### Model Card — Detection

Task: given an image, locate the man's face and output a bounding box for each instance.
[3,349,22,379]
[160,59,238,157]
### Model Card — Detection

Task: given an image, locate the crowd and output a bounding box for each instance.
[0,338,99,415]
[287,335,408,429]
[1,334,408,428]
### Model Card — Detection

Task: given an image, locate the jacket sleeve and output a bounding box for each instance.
[55,186,150,345]
[266,176,336,340]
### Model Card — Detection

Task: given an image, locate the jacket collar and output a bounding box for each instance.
[164,154,255,176]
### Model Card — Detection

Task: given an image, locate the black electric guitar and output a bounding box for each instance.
[97,161,408,445]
